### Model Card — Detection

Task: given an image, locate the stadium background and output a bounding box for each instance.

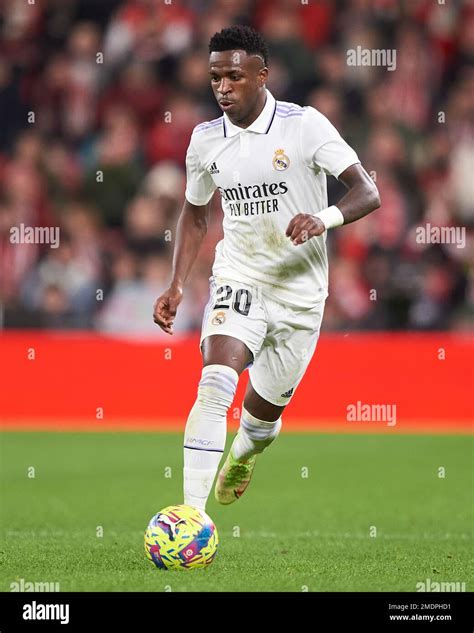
[0,0,472,428]
[1,0,472,335]
[0,0,472,597]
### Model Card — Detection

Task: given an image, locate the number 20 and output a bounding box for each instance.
[213,285,252,316]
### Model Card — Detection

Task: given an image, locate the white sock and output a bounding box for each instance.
[183,364,238,510]
[231,406,282,462]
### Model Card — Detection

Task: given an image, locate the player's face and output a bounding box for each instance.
[209,50,268,124]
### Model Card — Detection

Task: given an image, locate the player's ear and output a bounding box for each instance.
[258,67,268,87]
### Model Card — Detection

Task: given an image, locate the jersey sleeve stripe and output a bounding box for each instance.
[276,102,302,112]
[276,111,303,118]
[194,119,223,133]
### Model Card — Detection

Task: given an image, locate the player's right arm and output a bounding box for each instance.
[153,199,210,335]
[154,130,216,334]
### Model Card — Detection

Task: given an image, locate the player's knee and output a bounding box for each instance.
[240,406,282,452]
[196,364,238,415]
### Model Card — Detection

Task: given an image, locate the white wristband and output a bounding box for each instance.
[314,205,345,230]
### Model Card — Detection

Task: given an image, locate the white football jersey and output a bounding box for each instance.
[185,89,359,309]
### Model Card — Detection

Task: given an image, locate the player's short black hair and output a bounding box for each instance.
[209,25,269,66]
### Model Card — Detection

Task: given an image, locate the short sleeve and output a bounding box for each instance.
[301,107,360,178]
[184,137,216,206]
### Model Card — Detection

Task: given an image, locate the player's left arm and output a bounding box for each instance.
[333,163,381,224]
[286,163,380,245]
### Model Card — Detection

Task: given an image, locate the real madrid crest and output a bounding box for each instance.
[272,148,290,171]
[212,311,226,325]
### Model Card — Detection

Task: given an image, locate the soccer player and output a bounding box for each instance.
[153,26,380,510]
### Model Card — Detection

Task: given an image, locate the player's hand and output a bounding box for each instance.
[285,214,325,245]
[153,285,183,335]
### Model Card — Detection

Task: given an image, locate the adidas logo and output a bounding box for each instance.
[280,388,294,398]
[208,162,220,175]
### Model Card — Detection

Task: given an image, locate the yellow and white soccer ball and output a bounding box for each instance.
[144,504,218,570]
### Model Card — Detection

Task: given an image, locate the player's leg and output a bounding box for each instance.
[215,297,326,504]
[183,334,251,511]
[214,382,284,504]
[231,380,285,458]
[243,384,285,421]
[202,334,252,373]
[183,276,267,511]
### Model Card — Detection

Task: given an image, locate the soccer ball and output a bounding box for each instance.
[144,504,218,570]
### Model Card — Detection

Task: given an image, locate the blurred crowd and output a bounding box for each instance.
[0,0,473,335]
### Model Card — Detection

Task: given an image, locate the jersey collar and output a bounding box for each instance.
[223,89,277,138]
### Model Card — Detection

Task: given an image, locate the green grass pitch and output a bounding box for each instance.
[1,431,472,592]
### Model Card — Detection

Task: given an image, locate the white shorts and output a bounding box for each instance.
[200,276,326,406]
